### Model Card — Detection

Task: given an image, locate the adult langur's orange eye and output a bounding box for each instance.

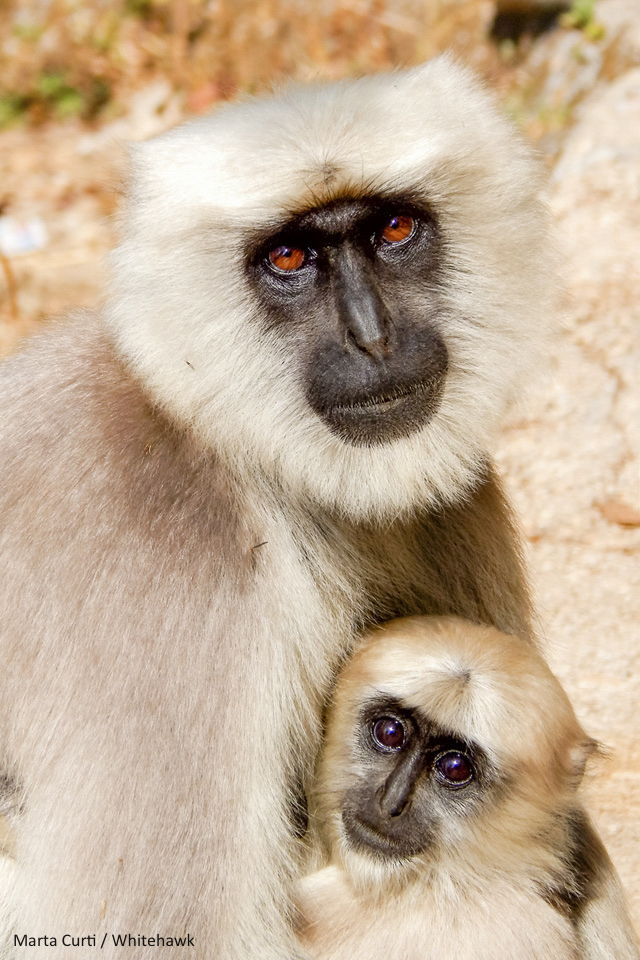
[268,245,306,272]
[381,215,415,244]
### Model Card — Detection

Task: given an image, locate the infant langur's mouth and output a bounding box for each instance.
[331,380,433,415]
[345,816,411,857]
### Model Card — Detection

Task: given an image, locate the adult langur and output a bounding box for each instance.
[0,57,587,958]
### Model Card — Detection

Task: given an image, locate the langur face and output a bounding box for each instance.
[246,197,447,447]
[339,696,492,860]
[315,618,594,875]
[106,57,556,518]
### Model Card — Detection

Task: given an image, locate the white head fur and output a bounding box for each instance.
[105,57,556,521]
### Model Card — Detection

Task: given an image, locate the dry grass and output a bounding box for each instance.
[0,1,497,124]
[0,1,630,150]
[0,0,615,130]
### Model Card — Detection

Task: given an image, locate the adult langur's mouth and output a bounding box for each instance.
[329,379,437,415]
[321,374,446,447]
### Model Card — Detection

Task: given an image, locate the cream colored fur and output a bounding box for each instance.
[299,865,580,960]
[297,617,640,959]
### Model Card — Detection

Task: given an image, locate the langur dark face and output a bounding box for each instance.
[246,197,448,446]
[340,697,490,860]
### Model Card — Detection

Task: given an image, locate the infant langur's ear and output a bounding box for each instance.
[568,737,601,786]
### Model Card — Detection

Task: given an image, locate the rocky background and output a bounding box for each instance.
[0,0,638,927]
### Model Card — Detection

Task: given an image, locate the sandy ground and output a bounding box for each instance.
[0,0,638,933]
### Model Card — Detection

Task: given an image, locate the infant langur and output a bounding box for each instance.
[297,617,639,960]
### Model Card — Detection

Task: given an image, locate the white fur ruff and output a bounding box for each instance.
[105,57,556,520]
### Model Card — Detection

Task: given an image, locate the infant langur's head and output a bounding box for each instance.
[309,616,595,893]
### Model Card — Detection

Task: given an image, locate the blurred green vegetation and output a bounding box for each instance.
[561,0,605,39]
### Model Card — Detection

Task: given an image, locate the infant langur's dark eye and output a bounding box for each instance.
[371,716,406,752]
[434,751,474,787]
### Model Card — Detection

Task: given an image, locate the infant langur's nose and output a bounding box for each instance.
[377,748,424,819]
